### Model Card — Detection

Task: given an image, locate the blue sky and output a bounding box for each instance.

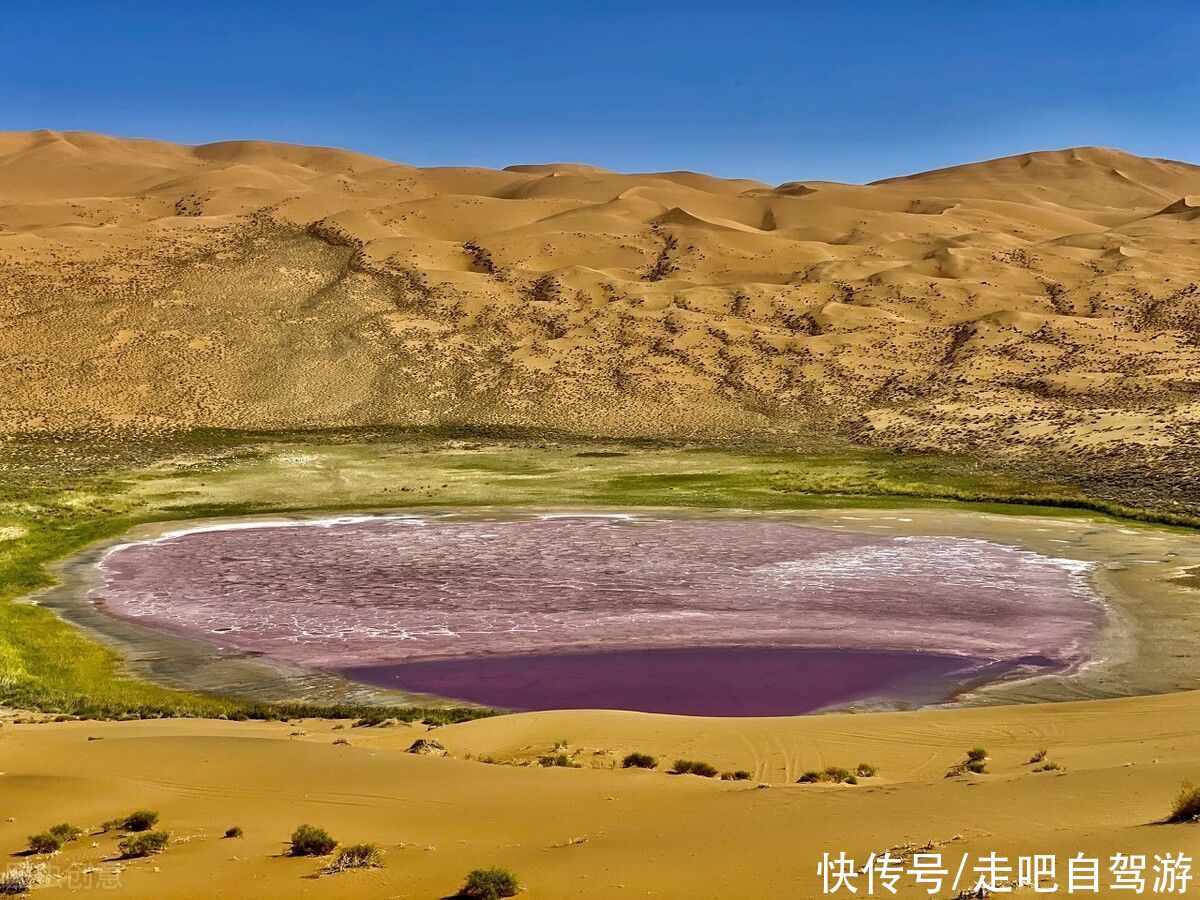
[2,2,1196,184]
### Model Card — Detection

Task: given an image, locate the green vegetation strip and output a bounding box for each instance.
[0,431,1192,720]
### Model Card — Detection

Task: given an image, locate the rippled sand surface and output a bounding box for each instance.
[93,514,1103,682]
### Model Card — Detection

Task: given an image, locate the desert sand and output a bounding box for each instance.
[3,689,1200,898]
[1,132,1199,499]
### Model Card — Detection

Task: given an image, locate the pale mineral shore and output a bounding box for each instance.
[31,505,1200,710]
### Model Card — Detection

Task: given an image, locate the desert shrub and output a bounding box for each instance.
[1028,749,1048,764]
[1033,762,1062,773]
[47,823,83,842]
[0,863,35,895]
[538,752,578,768]
[324,843,383,873]
[121,810,159,832]
[965,759,988,774]
[224,826,243,839]
[823,766,852,784]
[26,833,62,855]
[721,770,752,781]
[458,866,520,899]
[290,824,337,856]
[672,760,718,777]
[799,766,860,785]
[118,830,170,858]
[621,752,657,769]
[1168,781,1200,823]
[855,763,877,777]
[966,748,989,763]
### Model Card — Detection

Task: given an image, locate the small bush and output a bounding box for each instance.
[121,810,159,832]
[855,763,877,778]
[1168,781,1200,824]
[538,752,578,768]
[290,824,337,856]
[1033,762,1062,773]
[621,752,657,769]
[798,764,868,785]
[1028,749,1048,764]
[458,866,520,899]
[324,843,383,873]
[47,823,83,842]
[823,766,852,783]
[672,760,719,777]
[0,863,35,895]
[27,832,62,855]
[118,830,170,859]
[721,770,752,781]
[965,759,988,774]
[966,748,989,763]
[224,826,244,839]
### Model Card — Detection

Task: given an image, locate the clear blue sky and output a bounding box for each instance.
[2,1,1196,184]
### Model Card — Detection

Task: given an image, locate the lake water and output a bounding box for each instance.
[91,513,1104,714]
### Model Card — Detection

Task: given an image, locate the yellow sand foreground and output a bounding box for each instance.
[3,690,1199,898]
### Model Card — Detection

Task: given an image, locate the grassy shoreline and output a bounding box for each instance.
[1,431,1195,720]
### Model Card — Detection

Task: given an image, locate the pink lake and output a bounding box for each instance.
[91,513,1105,713]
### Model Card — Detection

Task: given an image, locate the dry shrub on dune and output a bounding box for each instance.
[1168,782,1200,823]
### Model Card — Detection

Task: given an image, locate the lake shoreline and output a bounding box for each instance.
[34,504,1200,712]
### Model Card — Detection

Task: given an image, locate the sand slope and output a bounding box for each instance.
[3,690,1199,897]
[1,132,1198,473]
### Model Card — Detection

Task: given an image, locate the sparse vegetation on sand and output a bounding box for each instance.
[119,810,159,832]
[797,765,864,785]
[26,821,84,854]
[1168,781,1200,823]
[721,770,753,781]
[324,843,383,873]
[621,752,658,769]
[289,824,338,856]
[538,752,580,768]
[947,748,990,777]
[224,826,243,839]
[458,866,521,899]
[47,823,83,842]
[26,833,62,855]
[672,759,719,777]
[0,863,35,895]
[118,830,170,858]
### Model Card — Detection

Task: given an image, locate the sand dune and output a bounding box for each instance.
[3,689,1199,898]
[1,133,1199,494]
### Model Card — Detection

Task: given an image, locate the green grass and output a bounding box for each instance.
[0,429,1192,720]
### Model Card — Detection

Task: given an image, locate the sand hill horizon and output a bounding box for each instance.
[2,131,1198,486]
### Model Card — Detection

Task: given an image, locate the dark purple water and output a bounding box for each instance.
[342,647,1056,716]
[91,513,1104,714]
